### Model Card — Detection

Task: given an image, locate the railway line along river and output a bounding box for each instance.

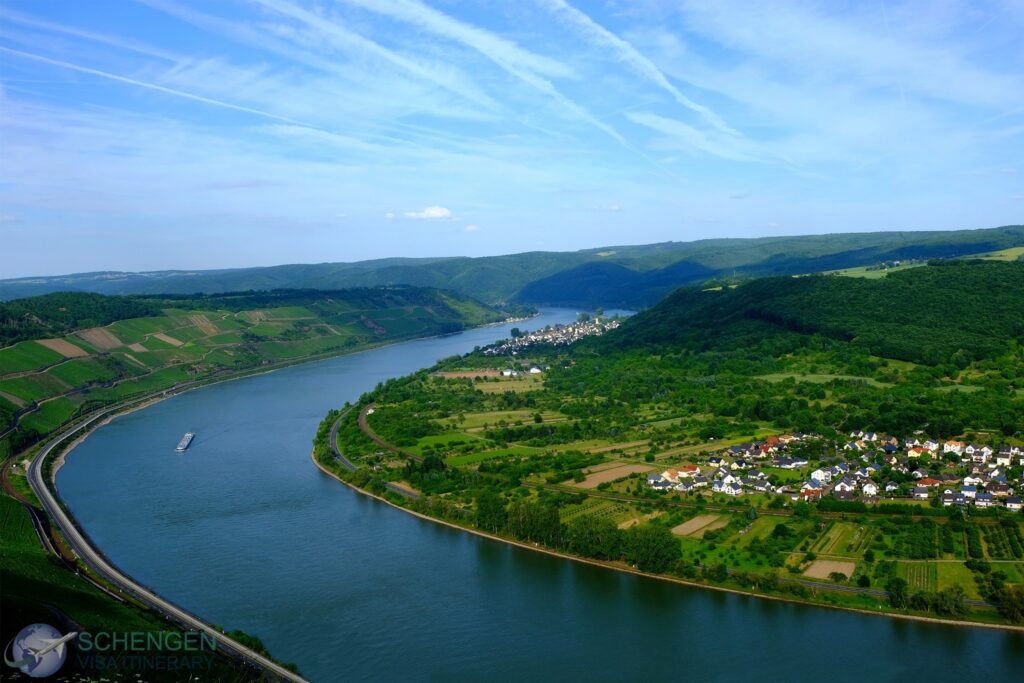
[56,309,1023,681]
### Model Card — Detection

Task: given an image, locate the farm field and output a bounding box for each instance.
[804,560,857,580]
[672,515,727,539]
[572,464,653,489]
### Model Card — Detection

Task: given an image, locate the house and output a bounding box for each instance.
[528,367,543,374]
[861,480,879,497]
[798,488,822,501]
[674,481,694,493]
[801,478,823,491]
[1006,496,1022,512]
[988,482,1011,497]
[885,481,900,493]
[940,490,968,507]
[976,492,994,508]
[834,477,857,493]
[722,482,744,496]
[908,447,930,459]
[810,468,831,483]
[647,474,673,490]
[943,440,965,455]
[961,485,977,499]
[912,486,929,499]
[833,489,854,501]
[918,477,943,488]
[692,476,709,488]
[922,440,940,452]
[501,368,516,377]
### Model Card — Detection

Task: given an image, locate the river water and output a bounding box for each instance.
[56,308,1023,681]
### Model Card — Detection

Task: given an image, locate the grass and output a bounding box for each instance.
[0,494,163,633]
[0,372,69,403]
[898,562,938,592]
[20,396,84,433]
[756,372,891,387]
[973,246,1024,261]
[45,357,116,386]
[443,409,565,430]
[446,446,541,466]
[474,377,545,393]
[0,341,65,375]
[936,562,983,599]
[828,263,926,279]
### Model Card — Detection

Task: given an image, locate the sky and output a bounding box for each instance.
[0,0,1022,278]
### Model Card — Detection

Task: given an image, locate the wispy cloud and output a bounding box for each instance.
[537,0,738,137]
[626,111,752,161]
[341,0,629,144]
[0,46,312,126]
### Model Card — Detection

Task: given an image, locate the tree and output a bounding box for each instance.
[935,585,966,617]
[995,586,1024,624]
[886,577,909,608]
[565,515,622,560]
[624,524,679,573]
[475,491,507,533]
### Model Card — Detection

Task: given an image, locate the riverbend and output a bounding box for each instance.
[56,309,1024,681]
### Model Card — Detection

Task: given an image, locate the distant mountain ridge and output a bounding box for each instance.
[3,225,1022,307]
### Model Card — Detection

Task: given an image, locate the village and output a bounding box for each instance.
[483,316,621,356]
[646,431,1024,512]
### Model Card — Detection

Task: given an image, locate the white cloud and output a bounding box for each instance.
[464,224,479,232]
[607,204,621,212]
[403,205,452,219]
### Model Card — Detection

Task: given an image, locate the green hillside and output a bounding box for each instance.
[0,287,509,447]
[595,260,1024,366]
[3,225,1022,307]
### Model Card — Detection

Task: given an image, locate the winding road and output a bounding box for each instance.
[27,396,307,683]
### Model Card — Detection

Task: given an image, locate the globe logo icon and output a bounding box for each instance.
[4,623,76,678]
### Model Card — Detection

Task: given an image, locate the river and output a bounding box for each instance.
[56,308,1023,681]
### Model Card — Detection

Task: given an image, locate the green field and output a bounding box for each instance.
[446,446,542,466]
[0,341,65,374]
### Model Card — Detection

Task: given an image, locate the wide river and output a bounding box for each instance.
[57,309,1022,681]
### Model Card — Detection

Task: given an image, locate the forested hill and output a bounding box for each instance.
[3,224,1022,306]
[592,260,1024,366]
[0,287,508,346]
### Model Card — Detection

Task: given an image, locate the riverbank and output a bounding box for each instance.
[10,319,543,683]
[310,445,1023,633]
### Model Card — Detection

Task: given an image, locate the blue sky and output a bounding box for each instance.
[1,0,1022,277]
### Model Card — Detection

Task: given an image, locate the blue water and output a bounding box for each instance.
[56,309,1024,681]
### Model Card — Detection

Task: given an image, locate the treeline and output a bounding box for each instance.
[596,261,1024,366]
[0,292,161,344]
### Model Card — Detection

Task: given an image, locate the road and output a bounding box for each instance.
[27,398,308,683]
[328,408,419,500]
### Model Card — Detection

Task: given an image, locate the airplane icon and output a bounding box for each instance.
[25,631,78,661]
[6,631,78,669]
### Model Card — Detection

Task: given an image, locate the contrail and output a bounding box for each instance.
[538,0,741,137]
[0,45,312,127]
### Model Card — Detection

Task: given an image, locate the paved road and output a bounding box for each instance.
[27,398,307,683]
[328,408,420,501]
